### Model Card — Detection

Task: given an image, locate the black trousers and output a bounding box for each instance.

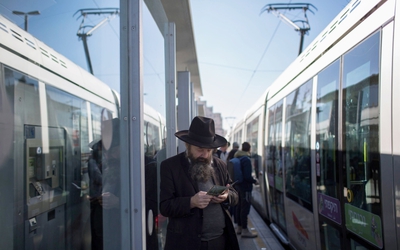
[90,202,103,250]
[229,205,237,224]
[235,190,251,229]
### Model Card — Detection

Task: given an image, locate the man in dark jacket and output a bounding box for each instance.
[234,142,258,238]
[160,116,239,250]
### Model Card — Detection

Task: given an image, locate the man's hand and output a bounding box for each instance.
[211,191,228,203]
[190,191,212,209]
[211,184,229,204]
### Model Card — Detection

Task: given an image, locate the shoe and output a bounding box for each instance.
[241,228,257,238]
[236,226,242,235]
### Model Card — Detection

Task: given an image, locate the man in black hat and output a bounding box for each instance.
[160,116,239,250]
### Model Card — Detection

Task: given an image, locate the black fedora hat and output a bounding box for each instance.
[175,116,227,149]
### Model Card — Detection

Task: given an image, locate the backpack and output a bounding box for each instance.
[228,157,243,183]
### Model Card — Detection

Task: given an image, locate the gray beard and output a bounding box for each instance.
[189,162,214,183]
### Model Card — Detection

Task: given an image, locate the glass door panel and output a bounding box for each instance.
[342,31,382,249]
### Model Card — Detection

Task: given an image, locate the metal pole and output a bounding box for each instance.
[81,36,94,74]
[24,15,28,31]
[299,30,306,55]
[12,10,40,32]
[165,22,177,157]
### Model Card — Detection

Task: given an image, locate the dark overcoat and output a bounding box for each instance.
[160,152,240,250]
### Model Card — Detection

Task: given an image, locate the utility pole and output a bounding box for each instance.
[12,10,40,31]
[74,8,119,74]
[261,3,317,55]
[225,116,236,132]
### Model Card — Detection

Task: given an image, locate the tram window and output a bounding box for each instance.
[234,130,242,145]
[246,117,259,152]
[350,237,373,250]
[316,60,339,199]
[267,102,283,187]
[246,117,260,177]
[91,104,103,143]
[320,222,342,249]
[5,67,41,124]
[145,122,160,158]
[46,86,83,136]
[266,101,287,230]
[342,31,381,215]
[285,80,313,211]
[266,105,276,222]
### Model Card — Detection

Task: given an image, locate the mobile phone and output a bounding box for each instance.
[206,185,227,196]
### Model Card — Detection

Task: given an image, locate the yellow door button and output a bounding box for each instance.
[347,189,353,203]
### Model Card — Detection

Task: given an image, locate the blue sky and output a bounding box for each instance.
[190,0,350,130]
[1,0,350,131]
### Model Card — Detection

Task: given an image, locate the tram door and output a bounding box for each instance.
[284,80,316,249]
[315,59,342,249]
[316,31,382,249]
[266,101,287,234]
[24,125,66,250]
[341,31,382,249]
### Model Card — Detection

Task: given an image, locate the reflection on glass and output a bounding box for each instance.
[267,101,286,230]
[320,221,342,250]
[0,1,126,249]
[343,31,381,215]
[143,4,166,117]
[267,105,277,222]
[316,60,339,198]
[285,80,312,211]
[350,238,372,250]
[234,129,242,145]
[246,117,259,178]
[142,3,167,249]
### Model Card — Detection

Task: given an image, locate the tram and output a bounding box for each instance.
[228,0,400,249]
[0,14,166,249]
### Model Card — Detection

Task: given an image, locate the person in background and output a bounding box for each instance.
[160,116,239,250]
[227,142,239,163]
[217,141,230,163]
[87,139,103,250]
[100,118,121,249]
[234,142,258,238]
[226,142,240,224]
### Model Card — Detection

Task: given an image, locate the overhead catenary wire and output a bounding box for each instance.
[228,19,282,119]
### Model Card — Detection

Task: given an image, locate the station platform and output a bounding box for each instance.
[237,207,285,250]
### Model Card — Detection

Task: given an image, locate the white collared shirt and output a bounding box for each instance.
[219,151,228,162]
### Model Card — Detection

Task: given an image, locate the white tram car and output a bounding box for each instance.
[229,0,400,249]
[0,14,165,249]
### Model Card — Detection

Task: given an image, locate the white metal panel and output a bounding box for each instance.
[0,14,117,110]
[380,23,393,157]
[391,0,400,244]
[380,18,397,250]
[310,75,320,249]
[393,2,400,157]
[284,198,318,250]
[267,0,392,105]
